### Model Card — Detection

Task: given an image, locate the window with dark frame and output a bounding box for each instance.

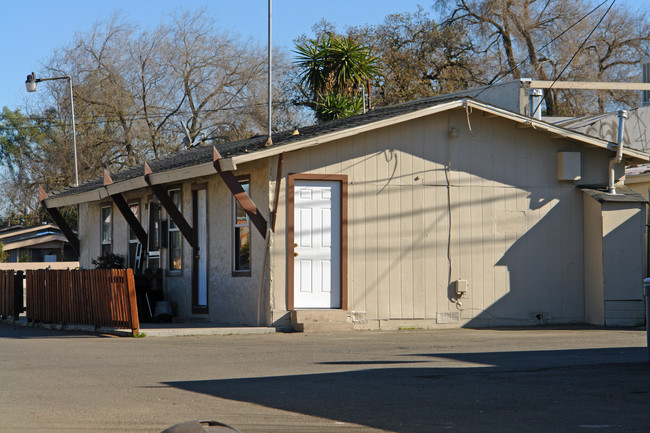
[168,188,182,271]
[148,200,161,270]
[233,179,251,273]
[100,205,112,256]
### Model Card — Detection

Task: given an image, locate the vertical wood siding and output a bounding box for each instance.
[275,108,596,325]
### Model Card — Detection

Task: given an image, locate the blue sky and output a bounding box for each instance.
[1,0,646,110]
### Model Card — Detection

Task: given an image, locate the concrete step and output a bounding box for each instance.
[291,309,353,332]
[294,322,355,333]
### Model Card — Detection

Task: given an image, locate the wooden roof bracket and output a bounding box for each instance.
[143,162,197,249]
[104,170,148,250]
[38,185,80,256]
[213,146,268,237]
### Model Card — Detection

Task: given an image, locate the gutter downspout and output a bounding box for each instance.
[608,110,628,194]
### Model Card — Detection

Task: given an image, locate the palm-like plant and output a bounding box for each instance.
[294,37,329,98]
[315,91,364,122]
[327,37,380,95]
[294,34,380,121]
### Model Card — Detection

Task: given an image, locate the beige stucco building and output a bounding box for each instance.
[42,98,649,330]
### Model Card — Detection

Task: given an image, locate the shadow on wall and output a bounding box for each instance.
[163,347,650,433]
[463,195,584,327]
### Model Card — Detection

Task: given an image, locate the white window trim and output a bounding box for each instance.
[100,205,113,254]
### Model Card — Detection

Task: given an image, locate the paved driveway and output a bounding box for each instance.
[1,324,648,433]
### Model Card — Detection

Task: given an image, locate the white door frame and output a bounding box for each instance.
[287,174,347,310]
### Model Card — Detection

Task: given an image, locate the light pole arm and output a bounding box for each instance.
[35,75,71,83]
[25,73,79,186]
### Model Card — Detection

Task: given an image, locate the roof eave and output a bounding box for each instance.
[44,188,108,208]
[43,98,650,205]
[465,100,650,165]
[231,100,468,165]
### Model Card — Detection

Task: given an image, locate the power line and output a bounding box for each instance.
[475,0,612,98]
[533,0,616,115]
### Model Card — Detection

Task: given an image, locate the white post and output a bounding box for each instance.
[268,0,272,141]
[68,77,79,187]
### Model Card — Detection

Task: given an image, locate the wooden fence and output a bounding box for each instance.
[26,269,140,336]
[0,270,23,319]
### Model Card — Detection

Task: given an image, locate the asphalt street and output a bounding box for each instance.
[1,324,648,433]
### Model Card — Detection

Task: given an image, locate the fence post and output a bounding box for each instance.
[126,269,140,336]
[13,271,24,320]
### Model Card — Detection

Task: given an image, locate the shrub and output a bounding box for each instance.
[92,252,125,269]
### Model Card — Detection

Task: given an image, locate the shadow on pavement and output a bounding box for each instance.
[164,347,650,433]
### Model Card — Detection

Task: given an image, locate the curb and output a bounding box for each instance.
[1,317,277,337]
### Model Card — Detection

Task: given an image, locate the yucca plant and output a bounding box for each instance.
[294,34,380,121]
[315,91,364,122]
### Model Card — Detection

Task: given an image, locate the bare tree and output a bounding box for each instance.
[291,10,480,111]
[349,6,481,106]
[439,0,650,115]
[27,8,296,185]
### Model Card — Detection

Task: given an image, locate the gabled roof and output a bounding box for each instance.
[44,96,650,208]
[0,224,71,250]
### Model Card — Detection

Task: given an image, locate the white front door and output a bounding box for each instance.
[293,181,341,308]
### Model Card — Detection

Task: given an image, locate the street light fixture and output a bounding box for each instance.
[25,72,79,187]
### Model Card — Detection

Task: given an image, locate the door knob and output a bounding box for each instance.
[294,252,299,257]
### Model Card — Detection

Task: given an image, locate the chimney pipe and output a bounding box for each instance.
[608,110,628,194]
[529,89,543,120]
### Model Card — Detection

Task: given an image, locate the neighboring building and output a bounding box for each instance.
[0,224,79,263]
[570,106,650,285]
[40,97,649,329]
[555,105,650,154]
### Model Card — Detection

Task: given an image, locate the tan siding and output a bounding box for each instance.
[481,186,495,315]
[423,185,437,318]
[584,195,605,324]
[363,133,380,319]
[411,117,426,319]
[269,108,610,326]
[377,148,393,319]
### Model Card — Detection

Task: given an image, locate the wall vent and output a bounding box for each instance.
[437,311,460,324]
